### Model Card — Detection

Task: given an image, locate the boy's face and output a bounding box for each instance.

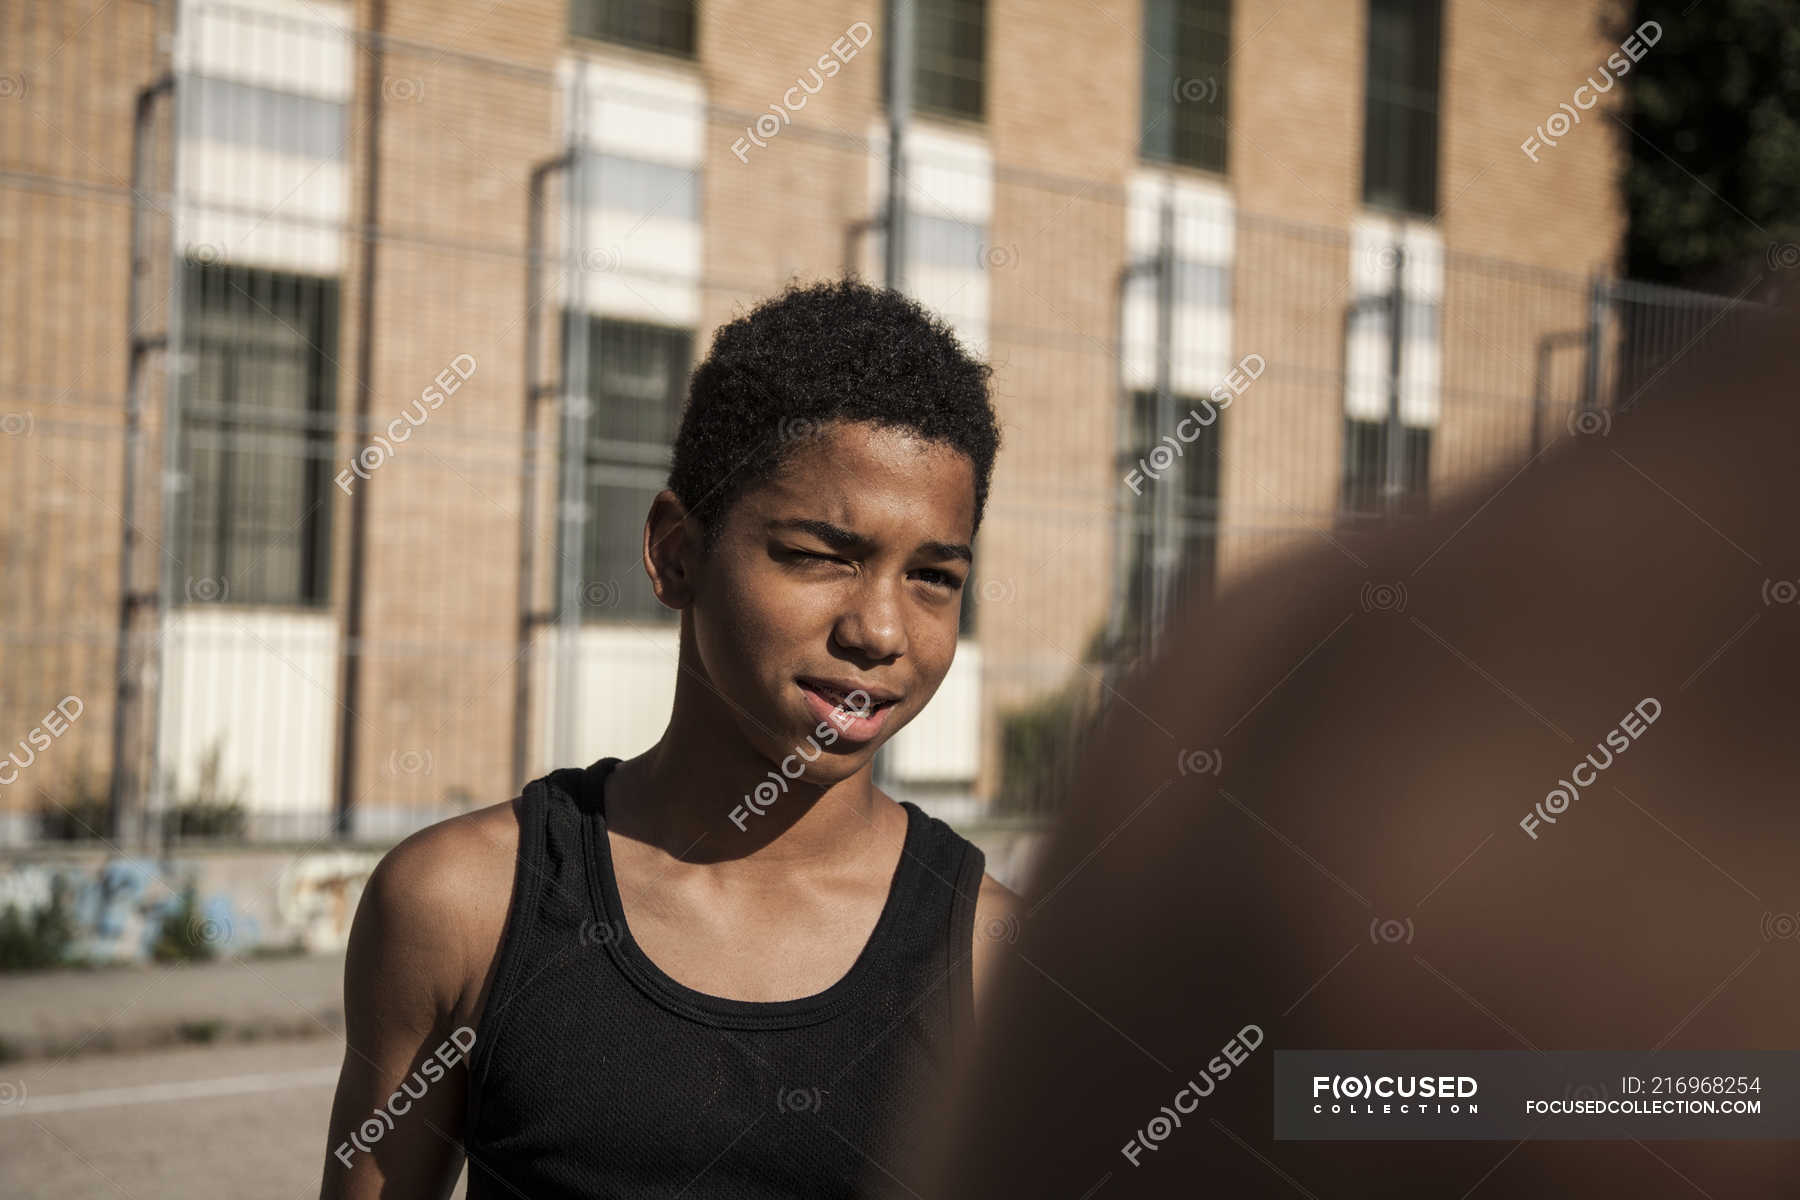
[689,419,976,778]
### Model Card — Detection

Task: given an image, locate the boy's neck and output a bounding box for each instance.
[602,686,890,875]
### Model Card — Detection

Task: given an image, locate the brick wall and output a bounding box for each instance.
[1,0,1627,830]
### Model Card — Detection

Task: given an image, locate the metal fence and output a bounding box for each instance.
[0,1,1761,847]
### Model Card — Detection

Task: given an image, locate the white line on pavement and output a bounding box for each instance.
[0,1067,341,1117]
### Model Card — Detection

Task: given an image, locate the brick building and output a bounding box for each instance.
[2,0,1658,842]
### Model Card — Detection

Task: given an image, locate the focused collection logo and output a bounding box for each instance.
[1311,1073,1480,1116]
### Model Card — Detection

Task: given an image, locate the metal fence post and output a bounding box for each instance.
[112,75,173,847]
[884,0,913,295]
[146,35,196,851]
[875,0,914,793]
[1383,241,1407,514]
[1582,272,1608,414]
[1149,192,1177,655]
[515,153,569,791]
[334,0,388,838]
[554,63,593,769]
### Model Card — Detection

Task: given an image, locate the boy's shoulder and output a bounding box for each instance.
[357,797,526,1024]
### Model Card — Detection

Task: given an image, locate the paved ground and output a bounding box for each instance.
[0,1034,472,1199]
[0,953,346,1061]
[0,828,1052,1197]
[0,956,384,1198]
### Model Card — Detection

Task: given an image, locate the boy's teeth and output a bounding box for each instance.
[807,681,887,710]
[814,684,875,709]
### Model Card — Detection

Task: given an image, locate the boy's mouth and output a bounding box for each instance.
[795,678,902,742]
[795,677,900,714]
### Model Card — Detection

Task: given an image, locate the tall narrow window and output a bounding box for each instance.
[179,262,338,607]
[1140,0,1232,172]
[568,316,692,623]
[1362,0,1442,215]
[883,0,985,120]
[570,0,697,57]
[1120,390,1223,654]
[174,4,352,278]
[1340,418,1431,516]
[1343,220,1441,515]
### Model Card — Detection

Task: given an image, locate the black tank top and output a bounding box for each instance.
[462,756,986,1199]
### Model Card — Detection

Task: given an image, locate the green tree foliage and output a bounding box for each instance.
[0,878,75,971]
[1622,2,1800,287]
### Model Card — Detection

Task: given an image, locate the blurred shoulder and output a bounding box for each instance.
[971,870,1021,938]
[970,871,1021,1016]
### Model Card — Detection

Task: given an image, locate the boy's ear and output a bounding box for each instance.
[644,489,702,610]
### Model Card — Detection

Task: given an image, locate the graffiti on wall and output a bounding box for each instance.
[0,858,253,963]
[275,851,381,954]
[0,848,382,966]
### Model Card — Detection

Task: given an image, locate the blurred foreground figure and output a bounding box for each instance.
[909,297,1799,1197]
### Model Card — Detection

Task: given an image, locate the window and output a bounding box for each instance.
[1343,220,1440,514]
[918,0,985,118]
[570,0,697,57]
[187,75,347,160]
[864,126,995,357]
[174,3,353,279]
[1119,390,1223,654]
[882,0,985,120]
[905,210,986,268]
[1120,176,1236,403]
[1341,417,1430,515]
[1140,0,1231,172]
[580,151,700,222]
[179,262,339,607]
[566,316,692,622]
[1362,0,1442,215]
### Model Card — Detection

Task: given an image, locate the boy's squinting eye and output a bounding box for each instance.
[783,547,848,565]
[779,546,964,592]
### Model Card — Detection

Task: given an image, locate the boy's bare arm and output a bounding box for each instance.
[318,817,491,1199]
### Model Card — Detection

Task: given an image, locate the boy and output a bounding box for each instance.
[320,278,1020,1198]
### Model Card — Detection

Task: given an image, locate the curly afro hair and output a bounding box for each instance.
[667,276,1001,554]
